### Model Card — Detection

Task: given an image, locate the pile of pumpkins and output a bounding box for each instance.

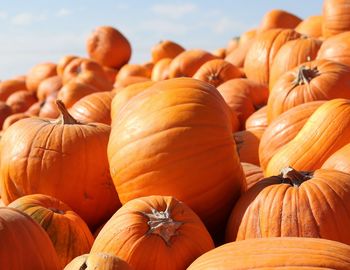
[3,0,350,269]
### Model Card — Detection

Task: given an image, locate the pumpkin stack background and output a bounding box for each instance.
[3,0,350,269]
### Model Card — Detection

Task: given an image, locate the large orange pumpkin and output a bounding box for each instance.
[26,62,57,93]
[226,167,350,244]
[188,237,350,269]
[0,100,120,228]
[151,40,185,63]
[322,0,350,37]
[265,99,350,176]
[0,79,27,101]
[259,9,302,32]
[244,29,301,85]
[267,59,350,123]
[86,26,131,69]
[108,78,244,234]
[9,194,94,269]
[295,15,323,38]
[64,253,131,270]
[91,196,214,270]
[0,207,60,269]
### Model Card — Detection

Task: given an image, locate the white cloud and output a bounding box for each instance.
[11,12,47,25]
[0,11,7,20]
[151,3,197,19]
[56,8,72,17]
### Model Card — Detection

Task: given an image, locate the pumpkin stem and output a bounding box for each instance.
[293,65,319,86]
[48,207,65,215]
[142,206,183,246]
[55,100,79,125]
[280,167,313,187]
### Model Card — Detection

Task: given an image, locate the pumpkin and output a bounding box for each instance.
[168,49,217,78]
[295,15,323,38]
[245,106,267,132]
[64,253,131,270]
[151,58,172,81]
[91,195,214,270]
[57,55,78,76]
[69,91,114,125]
[234,130,263,166]
[260,101,325,171]
[0,79,27,101]
[267,59,350,123]
[226,37,239,55]
[9,194,94,269]
[244,29,301,85]
[217,78,269,130]
[0,102,12,129]
[75,70,113,92]
[269,36,322,90]
[39,94,60,119]
[241,162,264,190]
[113,75,151,90]
[212,47,226,59]
[2,113,31,131]
[108,78,244,235]
[265,99,350,176]
[0,207,60,269]
[322,143,350,174]
[57,81,100,108]
[317,31,350,66]
[239,29,257,48]
[37,75,62,101]
[151,40,185,63]
[6,90,37,113]
[322,0,350,37]
[0,100,120,228]
[26,62,57,93]
[193,59,243,87]
[143,61,154,75]
[188,237,350,269]
[102,66,118,84]
[86,26,131,69]
[259,9,302,32]
[25,101,42,116]
[116,64,151,82]
[226,167,350,244]
[62,58,106,83]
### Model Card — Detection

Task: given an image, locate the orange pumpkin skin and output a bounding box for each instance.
[226,168,350,244]
[295,15,323,38]
[108,78,244,234]
[217,78,269,130]
[151,40,185,63]
[62,58,106,83]
[317,31,350,66]
[267,59,350,123]
[69,91,114,125]
[322,144,350,173]
[2,113,31,131]
[212,47,226,59]
[64,253,131,270]
[113,75,151,90]
[37,75,62,101]
[244,29,301,85]
[269,37,322,90]
[91,196,214,270]
[0,102,12,129]
[188,237,350,270]
[0,207,60,269]
[9,194,94,269]
[234,130,263,166]
[25,101,42,116]
[6,90,37,113]
[266,99,350,176]
[57,55,78,76]
[168,49,217,78]
[39,94,60,119]
[26,62,57,93]
[239,29,257,48]
[259,9,302,32]
[260,101,325,171]
[0,79,27,101]
[245,106,267,132]
[323,0,350,37]
[151,58,172,81]
[86,26,131,69]
[225,37,239,55]
[241,162,264,190]
[116,64,151,82]
[193,59,243,87]
[0,102,120,228]
[102,66,119,84]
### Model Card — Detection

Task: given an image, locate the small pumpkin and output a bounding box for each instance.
[0,79,27,101]
[0,102,12,129]
[39,94,60,119]
[151,58,172,81]
[212,47,226,59]
[245,106,268,132]
[259,9,302,32]
[295,15,323,38]
[25,101,42,116]
[57,55,78,76]
[37,75,62,101]
[241,162,264,191]
[116,64,151,82]
[151,40,185,63]
[26,62,57,93]
[6,90,37,113]
[234,130,263,166]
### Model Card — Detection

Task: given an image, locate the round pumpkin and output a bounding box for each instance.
[0,100,120,228]
[116,64,151,82]
[245,106,268,132]
[26,62,57,93]
[64,253,131,270]
[57,55,78,76]
[234,130,263,166]
[0,207,60,269]
[226,167,350,244]
[241,162,264,191]
[108,78,244,234]
[322,0,350,37]
[151,58,172,81]
[37,75,62,101]
[244,28,301,85]
[295,15,323,38]
[151,40,185,63]
[188,237,350,269]
[25,101,42,116]
[259,9,302,31]
[86,26,131,69]
[9,194,94,269]
[39,94,60,119]
[0,102,12,129]
[91,195,214,270]
[0,79,27,101]
[6,90,37,113]
[193,59,243,87]
[168,49,217,78]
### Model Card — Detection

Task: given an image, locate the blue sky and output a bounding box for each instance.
[0,0,323,79]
